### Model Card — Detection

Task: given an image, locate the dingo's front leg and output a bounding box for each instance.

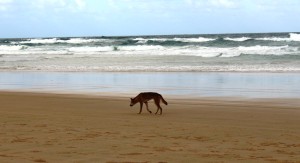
[138,102,143,114]
[144,102,152,114]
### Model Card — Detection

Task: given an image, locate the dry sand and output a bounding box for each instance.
[0,91,299,163]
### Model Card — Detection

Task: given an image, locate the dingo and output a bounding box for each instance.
[130,92,168,115]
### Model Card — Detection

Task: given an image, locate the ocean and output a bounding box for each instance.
[1,32,300,72]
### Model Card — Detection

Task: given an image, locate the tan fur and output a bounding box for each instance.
[130,92,168,115]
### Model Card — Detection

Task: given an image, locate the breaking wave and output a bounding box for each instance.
[0,45,27,51]
[256,33,300,42]
[224,37,251,42]
[1,32,300,72]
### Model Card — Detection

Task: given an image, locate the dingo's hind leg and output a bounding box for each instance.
[158,105,162,115]
[154,99,163,115]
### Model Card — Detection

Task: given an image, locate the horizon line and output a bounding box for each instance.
[0,31,299,39]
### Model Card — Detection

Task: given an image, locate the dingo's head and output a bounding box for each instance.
[130,98,136,107]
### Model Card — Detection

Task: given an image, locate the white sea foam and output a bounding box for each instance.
[133,38,168,42]
[12,65,300,72]
[224,37,251,42]
[133,37,215,43]
[256,33,300,42]
[68,46,113,52]
[1,43,298,57]
[63,38,96,44]
[0,45,26,51]
[20,38,58,44]
[0,45,28,55]
[290,33,300,41]
[185,45,297,58]
[63,38,112,44]
[174,37,215,42]
[256,37,289,41]
[232,45,297,56]
[133,38,148,44]
[119,45,165,51]
[136,45,298,57]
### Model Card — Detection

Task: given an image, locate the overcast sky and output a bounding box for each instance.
[1,0,300,38]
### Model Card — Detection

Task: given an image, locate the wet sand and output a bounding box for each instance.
[1,72,300,98]
[0,91,299,162]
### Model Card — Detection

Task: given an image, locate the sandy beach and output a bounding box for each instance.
[0,91,299,163]
[1,1,300,163]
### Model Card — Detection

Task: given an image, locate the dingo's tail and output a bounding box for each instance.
[161,96,168,105]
